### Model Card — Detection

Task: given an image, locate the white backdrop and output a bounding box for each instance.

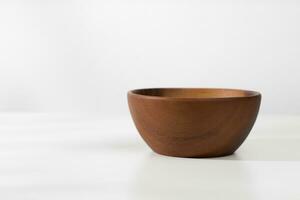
[0,0,299,115]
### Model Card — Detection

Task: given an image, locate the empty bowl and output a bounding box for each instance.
[128,88,261,158]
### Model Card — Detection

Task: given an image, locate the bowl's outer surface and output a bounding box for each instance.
[128,89,261,158]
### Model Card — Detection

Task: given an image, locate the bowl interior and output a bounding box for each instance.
[131,88,259,99]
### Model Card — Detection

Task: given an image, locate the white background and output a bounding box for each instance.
[1,2,300,199]
[0,0,300,115]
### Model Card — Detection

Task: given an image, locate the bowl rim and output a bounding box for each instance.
[128,88,261,101]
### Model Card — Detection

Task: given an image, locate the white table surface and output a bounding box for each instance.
[0,113,300,200]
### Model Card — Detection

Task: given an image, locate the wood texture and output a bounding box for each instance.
[128,88,261,158]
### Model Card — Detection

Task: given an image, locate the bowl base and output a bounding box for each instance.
[152,150,235,158]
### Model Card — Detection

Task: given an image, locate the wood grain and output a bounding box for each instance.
[128,88,261,158]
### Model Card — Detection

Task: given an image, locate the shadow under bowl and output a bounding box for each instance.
[128,88,261,158]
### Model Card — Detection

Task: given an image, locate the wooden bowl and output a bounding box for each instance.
[128,88,261,158]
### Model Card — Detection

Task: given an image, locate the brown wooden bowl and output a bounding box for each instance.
[128,88,261,158]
